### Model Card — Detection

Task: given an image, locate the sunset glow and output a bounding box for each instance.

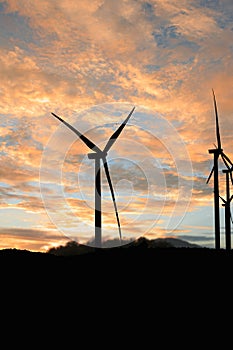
[1,0,233,251]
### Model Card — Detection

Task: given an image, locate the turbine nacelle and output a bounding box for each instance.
[88,151,108,159]
[222,168,233,174]
[208,148,223,154]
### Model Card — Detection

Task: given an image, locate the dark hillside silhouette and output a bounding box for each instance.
[48,240,94,256]
[1,237,233,294]
[1,237,232,264]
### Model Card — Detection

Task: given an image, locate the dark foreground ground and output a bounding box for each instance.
[1,246,233,315]
[1,246,233,278]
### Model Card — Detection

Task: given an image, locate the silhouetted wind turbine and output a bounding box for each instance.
[206,89,232,249]
[51,107,135,247]
[220,167,233,250]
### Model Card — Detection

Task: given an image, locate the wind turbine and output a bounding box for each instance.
[51,107,135,248]
[220,168,233,250]
[206,89,232,249]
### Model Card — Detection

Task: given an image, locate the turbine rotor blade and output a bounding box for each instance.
[221,153,233,185]
[230,211,233,225]
[219,195,226,204]
[51,112,102,153]
[221,152,233,167]
[103,106,135,153]
[212,89,222,150]
[230,172,233,186]
[102,157,122,242]
[206,165,214,184]
[221,153,231,171]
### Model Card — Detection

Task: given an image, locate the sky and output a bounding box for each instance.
[0,0,233,251]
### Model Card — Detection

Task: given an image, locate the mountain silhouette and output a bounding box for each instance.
[126,236,200,249]
[46,236,200,256]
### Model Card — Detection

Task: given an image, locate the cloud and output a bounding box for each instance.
[0,226,69,251]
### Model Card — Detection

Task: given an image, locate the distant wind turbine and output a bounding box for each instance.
[51,107,135,247]
[206,89,232,249]
[220,168,233,251]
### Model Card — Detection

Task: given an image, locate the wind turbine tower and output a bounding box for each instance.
[220,168,233,250]
[51,107,135,248]
[207,90,232,249]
